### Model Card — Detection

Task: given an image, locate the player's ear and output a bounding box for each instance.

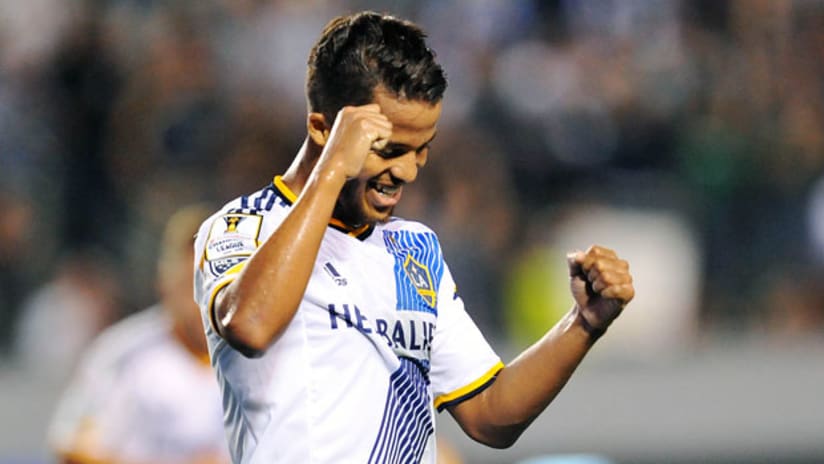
[307,112,330,147]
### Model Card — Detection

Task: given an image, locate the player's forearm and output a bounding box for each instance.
[458,307,596,447]
[215,167,345,357]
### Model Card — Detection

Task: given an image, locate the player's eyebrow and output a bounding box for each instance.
[381,132,438,155]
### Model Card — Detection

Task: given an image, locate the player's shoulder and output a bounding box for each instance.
[81,306,170,372]
[223,181,285,216]
[375,217,443,249]
[199,184,279,227]
[380,216,439,237]
[194,181,287,252]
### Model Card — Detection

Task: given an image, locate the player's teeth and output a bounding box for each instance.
[375,185,396,195]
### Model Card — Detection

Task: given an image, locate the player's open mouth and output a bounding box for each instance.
[368,181,402,207]
[371,182,400,196]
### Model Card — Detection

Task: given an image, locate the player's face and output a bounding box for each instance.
[334,90,442,227]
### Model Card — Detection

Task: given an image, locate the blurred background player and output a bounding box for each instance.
[48,205,229,464]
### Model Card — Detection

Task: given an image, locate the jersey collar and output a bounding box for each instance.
[273,175,375,241]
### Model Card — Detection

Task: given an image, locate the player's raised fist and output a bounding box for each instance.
[567,245,634,337]
[319,104,393,179]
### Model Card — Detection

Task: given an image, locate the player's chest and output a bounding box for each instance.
[302,230,441,361]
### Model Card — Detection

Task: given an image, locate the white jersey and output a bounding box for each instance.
[49,307,229,463]
[194,176,503,464]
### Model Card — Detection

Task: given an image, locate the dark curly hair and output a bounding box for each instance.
[306,11,447,124]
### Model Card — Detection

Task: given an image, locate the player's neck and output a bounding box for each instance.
[281,137,321,197]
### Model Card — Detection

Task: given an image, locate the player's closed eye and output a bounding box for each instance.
[376,147,409,159]
[376,143,430,159]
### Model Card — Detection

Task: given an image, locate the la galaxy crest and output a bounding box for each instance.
[403,254,436,308]
[384,230,444,314]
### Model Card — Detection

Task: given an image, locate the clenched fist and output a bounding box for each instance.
[567,245,634,338]
[319,104,393,180]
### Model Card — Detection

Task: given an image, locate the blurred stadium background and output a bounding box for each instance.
[1,0,823,463]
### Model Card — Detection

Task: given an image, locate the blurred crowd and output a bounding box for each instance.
[2,0,824,378]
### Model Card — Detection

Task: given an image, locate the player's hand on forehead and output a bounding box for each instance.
[320,104,393,179]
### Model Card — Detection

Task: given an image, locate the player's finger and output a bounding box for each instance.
[587,264,632,284]
[586,257,606,279]
[584,260,607,283]
[361,118,393,147]
[585,245,617,260]
[368,112,393,127]
[591,277,607,293]
[605,258,629,272]
[581,250,602,271]
[358,113,392,132]
[372,127,394,150]
[338,105,381,124]
[583,255,629,276]
[591,273,618,293]
[591,270,632,293]
[357,103,382,113]
[601,284,635,303]
[567,251,585,277]
[371,137,389,151]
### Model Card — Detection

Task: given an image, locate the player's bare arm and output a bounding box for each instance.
[213,104,392,357]
[448,245,634,448]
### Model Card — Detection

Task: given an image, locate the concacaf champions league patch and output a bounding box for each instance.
[204,213,263,278]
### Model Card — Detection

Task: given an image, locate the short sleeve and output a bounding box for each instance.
[194,211,264,331]
[429,263,503,411]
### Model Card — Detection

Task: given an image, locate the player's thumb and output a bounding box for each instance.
[566,251,584,277]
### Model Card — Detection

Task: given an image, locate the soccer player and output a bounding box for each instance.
[194,11,634,463]
[50,205,229,464]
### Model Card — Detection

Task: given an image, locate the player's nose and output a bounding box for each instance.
[389,150,421,184]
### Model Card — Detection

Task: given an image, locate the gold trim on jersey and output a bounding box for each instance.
[206,261,247,333]
[58,449,112,464]
[196,352,212,367]
[433,361,505,410]
[273,175,374,239]
[273,175,297,203]
[53,418,112,464]
[328,217,373,238]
